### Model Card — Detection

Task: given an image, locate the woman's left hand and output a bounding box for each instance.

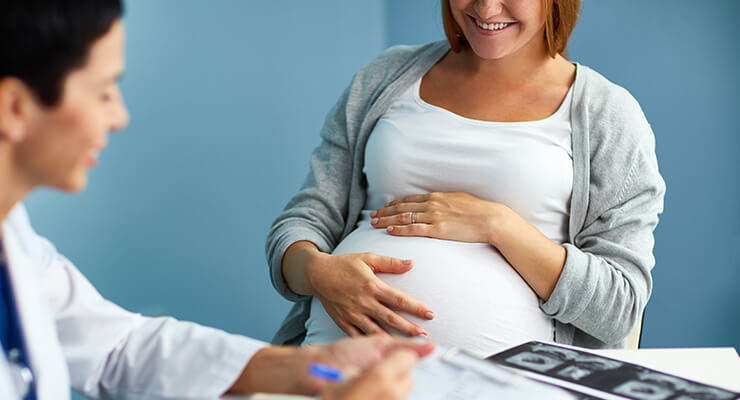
[372,192,567,301]
[370,192,509,244]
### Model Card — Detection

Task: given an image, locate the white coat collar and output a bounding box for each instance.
[2,205,71,400]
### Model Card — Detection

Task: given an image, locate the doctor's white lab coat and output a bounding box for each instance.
[0,205,266,399]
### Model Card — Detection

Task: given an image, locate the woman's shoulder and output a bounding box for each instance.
[352,40,450,88]
[576,64,645,118]
[575,63,653,151]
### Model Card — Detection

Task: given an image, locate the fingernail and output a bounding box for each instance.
[370,210,377,217]
[371,218,378,224]
[412,334,429,343]
[402,259,413,265]
[424,311,434,320]
[387,226,394,232]
[419,331,429,338]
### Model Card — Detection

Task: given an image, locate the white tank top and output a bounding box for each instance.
[305,78,574,356]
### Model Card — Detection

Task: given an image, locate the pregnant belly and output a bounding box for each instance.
[304,213,554,356]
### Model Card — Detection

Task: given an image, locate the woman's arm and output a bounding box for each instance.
[542,146,664,344]
[267,45,446,339]
[371,152,664,345]
[487,206,567,301]
[265,43,428,304]
[281,241,435,337]
[264,82,355,303]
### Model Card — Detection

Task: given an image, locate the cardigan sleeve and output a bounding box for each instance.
[542,84,666,345]
[265,82,356,302]
[264,44,430,303]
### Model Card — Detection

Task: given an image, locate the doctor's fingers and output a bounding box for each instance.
[320,351,416,400]
[376,349,419,380]
[362,350,418,399]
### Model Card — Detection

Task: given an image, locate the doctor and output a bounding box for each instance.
[0,1,433,399]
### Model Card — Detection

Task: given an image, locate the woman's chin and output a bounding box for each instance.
[468,44,513,61]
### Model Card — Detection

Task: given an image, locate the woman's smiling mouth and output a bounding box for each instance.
[469,15,516,34]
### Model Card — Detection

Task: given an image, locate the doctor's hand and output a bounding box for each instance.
[312,333,434,378]
[228,335,434,397]
[309,250,434,338]
[321,348,422,400]
[370,192,510,244]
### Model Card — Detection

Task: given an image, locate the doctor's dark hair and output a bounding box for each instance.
[0,0,123,107]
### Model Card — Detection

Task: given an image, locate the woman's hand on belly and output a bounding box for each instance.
[370,192,505,243]
[371,192,568,301]
[307,251,435,338]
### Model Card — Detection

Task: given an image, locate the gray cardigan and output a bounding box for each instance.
[265,41,665,350]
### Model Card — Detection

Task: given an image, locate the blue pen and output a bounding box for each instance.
[309,363,345,382]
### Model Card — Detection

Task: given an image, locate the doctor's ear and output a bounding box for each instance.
[0,77,40,143]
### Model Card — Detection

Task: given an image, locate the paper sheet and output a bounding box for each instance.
[410,346,576,400]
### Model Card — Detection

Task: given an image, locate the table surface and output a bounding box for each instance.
[225,346,740,399]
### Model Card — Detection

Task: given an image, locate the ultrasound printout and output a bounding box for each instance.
[487,341,740,400]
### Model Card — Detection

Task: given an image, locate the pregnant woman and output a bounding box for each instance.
[266,0,665,356]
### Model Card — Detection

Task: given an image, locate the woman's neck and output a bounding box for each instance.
[453,38,564,87]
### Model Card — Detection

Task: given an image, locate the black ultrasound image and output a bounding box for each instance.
[486,342,740,400]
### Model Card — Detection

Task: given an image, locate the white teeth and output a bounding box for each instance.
[475,20,510,31]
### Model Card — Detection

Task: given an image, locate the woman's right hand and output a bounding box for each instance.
[309,251,434,337]
[282,241,434,338]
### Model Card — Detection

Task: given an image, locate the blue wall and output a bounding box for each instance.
[26,0,385,344]
[384,0,740,349]
[568,0,740,349]
[26,4,739,389]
